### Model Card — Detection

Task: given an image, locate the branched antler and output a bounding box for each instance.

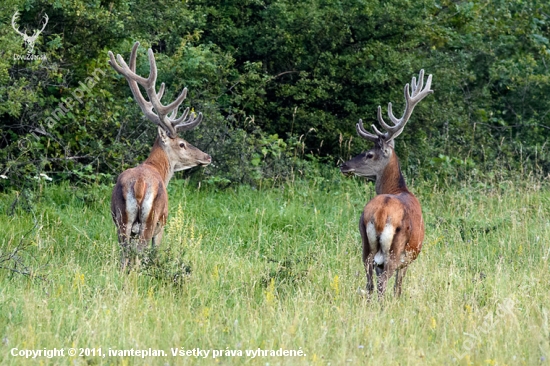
[108,42,202,138]
[357,69,433,145]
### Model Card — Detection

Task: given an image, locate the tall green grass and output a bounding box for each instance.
[0,176,549,365]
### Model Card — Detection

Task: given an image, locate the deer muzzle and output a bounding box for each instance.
[199,154,212,166]
[339,163,355,176]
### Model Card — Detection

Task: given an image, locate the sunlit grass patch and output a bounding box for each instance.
[0,177,549,364]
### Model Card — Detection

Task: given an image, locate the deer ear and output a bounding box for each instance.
[381,140,394,157]
[158,126,170,144]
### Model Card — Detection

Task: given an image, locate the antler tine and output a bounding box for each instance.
[371,123,387,139]
[422,73,432,97]
[355,70,433,146]
[383,69,433,143]
[378,104,399,131]
[126,43,166,115]
[110,53,147,85]
[109,42,191,137]
[171,107,190,124]
[410,69,424,97]
[386,84,410,126]
[128,41,139,71]
[109,50,152,113]
[157,82,165,101]
[174,112,203,132]
[140,48,180,137]
[356,119,380,142]
[139,48,193,132]
[156,86,188,116]
[109,46,169,133]
[109,42,204,137]
[168,104,179,120]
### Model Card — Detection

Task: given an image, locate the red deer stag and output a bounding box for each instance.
[340,70,433,297]
[108,42,211,269]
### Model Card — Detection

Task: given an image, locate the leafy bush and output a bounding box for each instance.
[1,0,549,189]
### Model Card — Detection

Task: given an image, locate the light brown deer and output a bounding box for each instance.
[108,42,211,269]
[340,70,433,297]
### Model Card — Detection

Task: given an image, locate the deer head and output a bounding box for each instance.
[340,70,433,179]
[108,42,211,172]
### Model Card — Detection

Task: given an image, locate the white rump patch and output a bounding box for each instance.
[379,222,395,253]
[366,219,396,266]
[373,220,396,266]
[125,189,138,226]
[366,221,377,252]
[140,186,155,225]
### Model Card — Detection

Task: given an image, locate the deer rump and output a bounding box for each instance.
[360,193,423,274]
[111,167,168,246]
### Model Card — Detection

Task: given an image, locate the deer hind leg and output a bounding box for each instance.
[152,227,163,248]
[113,201,137,271]
[117,224,133,271]
[115,188,140,270]
[137,219,156,252]
[378,254,400,296]
[136,189,161,267]
[151,209,167,249]
[394,266,408,297]
[360,214,375,296]
[146,227,162,266]
[379,227,409,296]
[134,220,157,268]
[136,189,156,250]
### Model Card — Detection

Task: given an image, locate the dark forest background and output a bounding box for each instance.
[1,0,549,189]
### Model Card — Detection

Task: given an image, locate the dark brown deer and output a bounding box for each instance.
[340,70,433,297]
[108,42,211,269]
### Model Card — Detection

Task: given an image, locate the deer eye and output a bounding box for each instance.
[179,142,186,149]
[366,153,374,159]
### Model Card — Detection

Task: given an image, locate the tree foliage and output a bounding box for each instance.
[0,0,549,189]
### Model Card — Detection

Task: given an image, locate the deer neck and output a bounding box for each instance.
[375,152,409,195]
[143,138,174,185]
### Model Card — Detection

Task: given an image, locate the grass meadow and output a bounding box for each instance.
[0,174,549,365]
